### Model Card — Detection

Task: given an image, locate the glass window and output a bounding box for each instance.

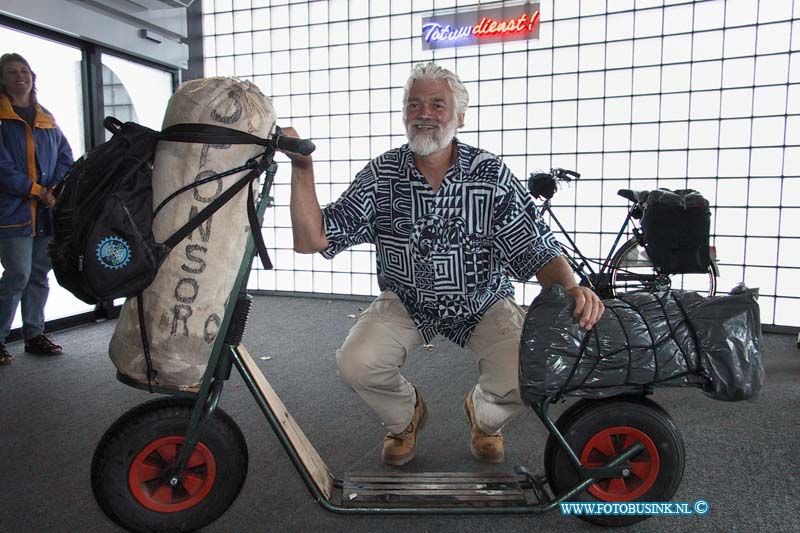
[101,54,173,136]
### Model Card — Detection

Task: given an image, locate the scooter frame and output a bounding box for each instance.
[101,163,675,528]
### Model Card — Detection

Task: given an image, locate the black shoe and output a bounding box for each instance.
[0,343,11,365]
[24,334,63,356]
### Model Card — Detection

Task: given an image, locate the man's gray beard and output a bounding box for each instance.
[406,120,458,156]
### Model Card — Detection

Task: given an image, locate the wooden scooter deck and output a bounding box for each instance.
[236,344,335,500]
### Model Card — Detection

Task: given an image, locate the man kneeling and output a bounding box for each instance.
[283,62,603,466]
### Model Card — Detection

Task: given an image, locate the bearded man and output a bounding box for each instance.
[282,62,604,466]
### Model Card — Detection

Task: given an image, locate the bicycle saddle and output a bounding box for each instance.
[617,189,649,203]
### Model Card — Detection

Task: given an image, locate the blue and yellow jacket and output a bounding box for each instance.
[0,94,73,237]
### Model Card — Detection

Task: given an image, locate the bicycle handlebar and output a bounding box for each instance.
[528,167,580,200]
[551,168,581,182]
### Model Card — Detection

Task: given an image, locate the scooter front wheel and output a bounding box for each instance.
[91,397,248,532]
[544,398,685,527]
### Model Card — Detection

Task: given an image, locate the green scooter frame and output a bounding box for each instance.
[91,155,685,532]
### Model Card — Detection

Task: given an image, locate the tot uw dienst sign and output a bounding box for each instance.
[421,2,541,50]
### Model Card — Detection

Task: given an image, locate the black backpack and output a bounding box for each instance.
[641,188,711,274]
[49,117,276,305]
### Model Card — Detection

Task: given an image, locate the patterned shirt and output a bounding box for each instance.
[321,139,562,346]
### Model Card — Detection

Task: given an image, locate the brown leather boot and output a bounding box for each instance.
[465,386,504,464]
[0,343,11,365]
[382,390,427,466]
[24,334,62,355]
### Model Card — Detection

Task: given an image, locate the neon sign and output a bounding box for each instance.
[474,12,540,36]
[422,23,473,44]
[421,3,541,49]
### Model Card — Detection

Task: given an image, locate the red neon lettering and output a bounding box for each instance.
[528,10,541,31]
[474,18,491,35]
[473,10,540,37]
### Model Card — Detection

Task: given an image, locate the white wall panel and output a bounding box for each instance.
[202,0,800,327]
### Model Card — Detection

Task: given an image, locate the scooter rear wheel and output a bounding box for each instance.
[91,397,248,532]
[544,397,685,527]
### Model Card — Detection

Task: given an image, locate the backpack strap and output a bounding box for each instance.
[159,123,271,147]
[154,122,277,270]
[161,155,273,270]
[152,157,257,219]
[246,172,272,269]
[136,293,156,392]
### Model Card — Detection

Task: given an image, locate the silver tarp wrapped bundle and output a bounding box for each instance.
[519,286,762,403]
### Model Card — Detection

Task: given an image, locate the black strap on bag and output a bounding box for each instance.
[159,154,273,269]
[137,293,156,392]
[153,123,277,270]
[129,122,311,388]
[158,123,271,146]
[135,127,277,388]
[138,155,274,389]
[152,158,253,219]
[246,175,272,269]
[161,122,316,156]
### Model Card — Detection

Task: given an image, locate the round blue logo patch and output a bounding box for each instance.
[96,236,132,270]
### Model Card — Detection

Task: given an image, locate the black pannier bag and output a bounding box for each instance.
[641,188,711,274]
[50,117,275,305]
[518,285,763,403]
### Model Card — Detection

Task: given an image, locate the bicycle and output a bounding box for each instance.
[528,168,719,299]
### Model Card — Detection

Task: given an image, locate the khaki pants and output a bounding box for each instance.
[336,291,526,434]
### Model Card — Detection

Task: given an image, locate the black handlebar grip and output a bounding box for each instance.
[552,167,581,181]
[274,133,316,156]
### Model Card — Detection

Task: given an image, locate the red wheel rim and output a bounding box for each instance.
[580,426,660,502]
[128,436,216,513]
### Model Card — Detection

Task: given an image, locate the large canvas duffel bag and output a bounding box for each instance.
[109,77,276,390]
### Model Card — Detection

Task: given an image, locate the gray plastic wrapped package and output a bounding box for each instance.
[677,290,763,401]
[109,78,276,390]
[519,286,762,403]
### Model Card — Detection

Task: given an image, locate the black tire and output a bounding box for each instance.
[543,397,669,484]
[544,398,685,527]
[91,398,248,532]
[609,237,716,297]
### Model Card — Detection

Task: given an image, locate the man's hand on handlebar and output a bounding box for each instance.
[565,285,605,330]
[277,126,313,169]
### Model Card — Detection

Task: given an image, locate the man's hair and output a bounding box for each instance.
[0,52,37,102]
[403,62,469,116]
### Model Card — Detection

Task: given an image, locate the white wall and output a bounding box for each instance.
[204,0,798,326]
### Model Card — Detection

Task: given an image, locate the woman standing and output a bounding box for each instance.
[0,52,73,364]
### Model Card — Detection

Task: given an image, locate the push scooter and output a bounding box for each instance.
[90,138,685,532]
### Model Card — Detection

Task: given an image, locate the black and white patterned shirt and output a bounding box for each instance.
[321,139,562,346]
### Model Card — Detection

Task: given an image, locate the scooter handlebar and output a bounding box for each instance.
[273,126,316,156]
